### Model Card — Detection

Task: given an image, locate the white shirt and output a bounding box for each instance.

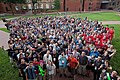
[43,54,52,64]
[46,63,56,75]
[17,53,25,59]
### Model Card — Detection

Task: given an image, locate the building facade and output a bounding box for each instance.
[27,0,54,10]
[60,0,102,12]
[0,0,54,14]
[0,2,28,14]
[109,0,120,9]
[37,0,54,9]
[101,0,120,10]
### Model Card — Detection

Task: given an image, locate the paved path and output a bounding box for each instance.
[0,21,6,28]
[0,30,9,50]
[101,21,120,24]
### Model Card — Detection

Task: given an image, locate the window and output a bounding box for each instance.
[52,4,54,9]
[112,2,115,6]
[89,6,92,10]
[46,4,49,9]
[28,4,32,9]
[15,6,19,11]
[6,7,8,11]
[40,4,43,9]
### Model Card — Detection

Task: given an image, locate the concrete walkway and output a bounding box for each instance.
[101,21,120,24]
[0,21,6,28]
[0,30,9,50]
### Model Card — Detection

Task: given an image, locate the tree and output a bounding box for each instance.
[32,0,37,15]
[54,0,60,10]
[1,0,26,15]
[81,0,85,11]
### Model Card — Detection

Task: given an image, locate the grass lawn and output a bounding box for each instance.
[104,24,120,73]
[0,28,10,33]
[0,15,19,20]
[0,48,19,80]
[71,12,120,21]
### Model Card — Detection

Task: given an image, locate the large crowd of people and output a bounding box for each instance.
[5,16,120,80]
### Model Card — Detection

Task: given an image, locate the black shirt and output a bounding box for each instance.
[19,64,27,76]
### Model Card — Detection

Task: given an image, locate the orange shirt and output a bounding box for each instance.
[68,57,78,68]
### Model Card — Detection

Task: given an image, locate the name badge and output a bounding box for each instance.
[62,60,64,64]
[54,58,56,61]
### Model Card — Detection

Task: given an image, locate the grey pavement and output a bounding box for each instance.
[0,30,9,50]
[101,21,120,24]
[0,21,6,28]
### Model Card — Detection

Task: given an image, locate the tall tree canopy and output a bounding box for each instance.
[54,0,60,10]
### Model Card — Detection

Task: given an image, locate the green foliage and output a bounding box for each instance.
[105,24,120,74]
[54,0,60,10]
[32,0,37,4]
[0,15,17,20]
[17,0,26,4]
[0,48,19,80]
[0,0,26,4]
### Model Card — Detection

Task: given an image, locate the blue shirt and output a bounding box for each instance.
[90,50,99,58]
[58,55,68,68]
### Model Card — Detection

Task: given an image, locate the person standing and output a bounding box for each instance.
[78,51,88,76]
[58,51,68,77]
[46,61,56,80]
[25,62,37,80]
[43,50,52,80]
[68,54,79,80]
[93,57,102,80]
[18,59,28,80]
[43,50,52,65]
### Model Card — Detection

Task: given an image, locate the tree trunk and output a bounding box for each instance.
[9,3,14,15]
[32,3,36,15]
[82,0,84,11]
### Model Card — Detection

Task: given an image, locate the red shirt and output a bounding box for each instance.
[109,29,114,35]
[68,57,78,68]
[109,29,114,40]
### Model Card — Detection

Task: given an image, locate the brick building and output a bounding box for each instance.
[0,0,54,14]
[101,0,120,10]
[60,0,102,12]
[0,2,28,14]
[27,0,54,10]
[37,0,54,9]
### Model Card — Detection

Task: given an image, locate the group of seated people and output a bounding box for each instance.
[6,16,120,80]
